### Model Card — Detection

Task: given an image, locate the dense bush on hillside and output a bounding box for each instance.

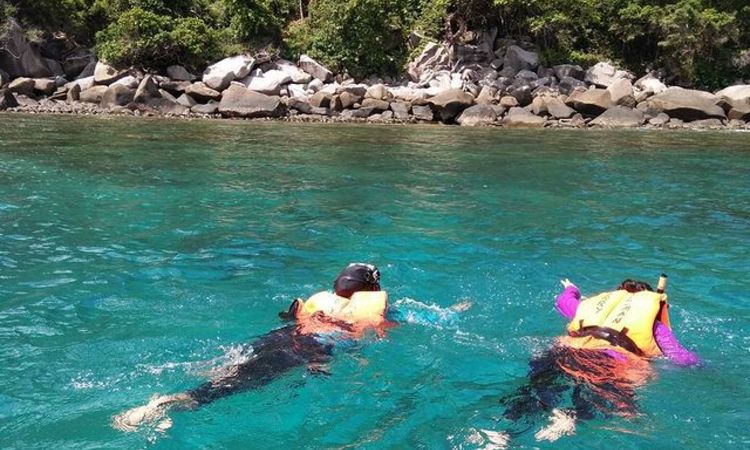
[1,0,748,86]
[95,8,222,70]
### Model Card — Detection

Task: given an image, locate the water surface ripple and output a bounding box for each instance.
[0,115,748,449]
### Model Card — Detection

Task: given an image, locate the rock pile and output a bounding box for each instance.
[2,25,750,129]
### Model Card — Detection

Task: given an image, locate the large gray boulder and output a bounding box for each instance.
[0,20,53,78]
[111,75,139,89]
[94,61,127,85]
[338,91,361,109]
[274,59,311,84]
[66,76,95,92]
[365,84,392,101]
[66,84,81,102]
[451,29,496,67]
[499,96,519,108]
[0,89,19,109]
[559,77,587,95]
[515,69,538,82]
[685,118,724,129]
[545,97,576,119]
[590,106,645,127]
[185,82,221,103]
[241,69,292,95]
[134,75,160,103]
[503,107,546,127]
[456,104,497,126]
[166,65,196,81]
[412,104,434,121]
[144,97,189,115]
[33,78,56,96]
[727,103,750,121]
[175,94,197,108]
[76,60,97,80]
[503,45,539,71]
[100,84,134,109]
[62,48,96,79]
[388,86,427,103]
[218,84,285,118]
[475,85,497,105]
[79,85,109,103]
[607,79,635,106]
[44,58,65,78]
[634,73,667,96]
[715,84,750,109]
[159,80,190,96]
[565,88,614,116]
[191,102,219,115]
[407,42,450,82]
[361,98,390,112]
[340,107,374,119]
[298,55,333,83]
[8,77,34,95]
[390,101,411,120]
[428,89,475,122]
[585,62,632,88]
[644,87,726,121]
[337,84,369,97]
[554,64,585,81]
[203,55,255,91]
[308,91,332,108]
[158,89,178,103]
[287,83,307,99]
[508,84,533,106]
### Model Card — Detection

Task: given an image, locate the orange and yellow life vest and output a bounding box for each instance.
[561,289,671,358]
[295,290,388,327]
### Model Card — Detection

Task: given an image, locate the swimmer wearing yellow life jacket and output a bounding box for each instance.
[560,281,670,358]
[555,276,700,364]
[501,275,701,443]
[113,263,390,433]
[279,263,391,337]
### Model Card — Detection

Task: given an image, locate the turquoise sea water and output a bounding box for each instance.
[0,114,748,449]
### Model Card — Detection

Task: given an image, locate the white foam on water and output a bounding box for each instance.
[460,427,510,450]
[140,344,254,378]
[534,408,577,442]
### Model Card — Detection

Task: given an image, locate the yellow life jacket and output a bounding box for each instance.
[295,290,388,325]
[563,289,670,358]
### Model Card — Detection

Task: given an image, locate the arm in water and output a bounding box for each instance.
[555,280,701,366]
[653,321,701,366]
[386,298,472,327]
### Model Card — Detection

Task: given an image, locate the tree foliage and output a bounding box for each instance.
[95,7,221,70]
[0,0,748,86]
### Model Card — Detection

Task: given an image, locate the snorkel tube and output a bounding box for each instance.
[656,273,671,328]
[656,273,668,294]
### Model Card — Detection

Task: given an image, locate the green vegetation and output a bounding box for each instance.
[1,0,748,86]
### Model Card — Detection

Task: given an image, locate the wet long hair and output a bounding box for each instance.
[617,279,653,293]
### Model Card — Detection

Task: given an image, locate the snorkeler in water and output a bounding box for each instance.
[113,263,388,432]
[113,263,470,432]
[500,275,701,442]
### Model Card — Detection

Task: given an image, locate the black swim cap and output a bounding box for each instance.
[334,263,381,298]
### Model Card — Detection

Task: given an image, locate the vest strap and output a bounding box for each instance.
[569,325,644,357]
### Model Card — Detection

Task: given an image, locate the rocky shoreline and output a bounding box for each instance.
[2,22,750,130]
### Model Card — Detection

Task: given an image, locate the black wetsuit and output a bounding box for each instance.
[187,325,334,405]
[501,346,639,422]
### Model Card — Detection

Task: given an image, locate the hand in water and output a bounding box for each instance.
[560,278,574,289]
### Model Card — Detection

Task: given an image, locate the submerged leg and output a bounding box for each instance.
[113,326,333,431]
[500,348,571,421]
